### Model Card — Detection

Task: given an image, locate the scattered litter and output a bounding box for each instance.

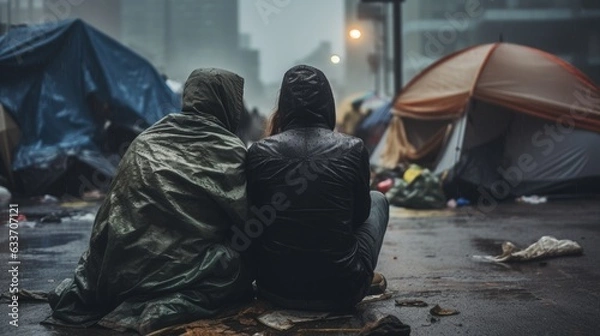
[482,236,583,262]
[39,194,59,204]
[68,213,97,222]
[19,221,37,228]
[358,315,411,336]
[60,201,94,208]
[377,178,394,194]
[447,197,471,208]
[456,197,470,207]
[40,213,62,224]
[257,310,351,331]
[430,304,459,316]
[516,195,547,204]
[361,291,393,303]
[82,190,105,201]
[395,299,428,307]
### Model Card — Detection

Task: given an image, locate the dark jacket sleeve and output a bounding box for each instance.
[353,142,372,227]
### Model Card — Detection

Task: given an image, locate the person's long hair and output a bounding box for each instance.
[265,92,283,137]
[265,109,282,137]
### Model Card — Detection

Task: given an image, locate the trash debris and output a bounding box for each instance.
[387,166,446,209]
[377,178,394,194]
[447,197,471,208]
[19,221,37,229]
[516,195,548,204]
[66,213,97,222]
[361,291,394,304]
[257,310,351,331]
[395,299,428,307]
[403,164,423,184]
[39,194,60,204]
[456,197,470,207]
[430,304,460,316]
[485,236,583,262]
[82,190,105,201]
[40,213,62,224]
[358,315,411,336]
[147,304,268,336]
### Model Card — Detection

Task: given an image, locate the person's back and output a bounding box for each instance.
[49,68,253,334]
[247,65,389,310]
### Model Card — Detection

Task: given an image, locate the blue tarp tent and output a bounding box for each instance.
[0,19,181,194]
[355,102,393,153]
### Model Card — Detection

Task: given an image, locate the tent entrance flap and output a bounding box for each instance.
[434,113,467,175]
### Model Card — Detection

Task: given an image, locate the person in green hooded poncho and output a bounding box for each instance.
[48,68,254,334]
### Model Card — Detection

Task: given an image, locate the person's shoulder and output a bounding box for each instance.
[248,135,279,156]
[331,131,366,152]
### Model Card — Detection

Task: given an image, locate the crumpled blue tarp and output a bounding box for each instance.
[0,19,181,193]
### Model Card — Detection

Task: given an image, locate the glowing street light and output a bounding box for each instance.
[330,54,341,64]
[349,29,362,40]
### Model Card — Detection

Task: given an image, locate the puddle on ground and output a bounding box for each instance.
[19,233,84,250]
[476,287,539,301]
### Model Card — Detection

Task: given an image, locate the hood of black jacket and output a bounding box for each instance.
[181,68,244,133]
[278,65,336,131]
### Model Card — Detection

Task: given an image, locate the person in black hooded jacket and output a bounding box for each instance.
[246,65,390,310]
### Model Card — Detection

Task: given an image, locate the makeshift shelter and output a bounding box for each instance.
[355,102,393,153]
[336,91,388,135]
[380,43,600,197]
[0,19,180,194]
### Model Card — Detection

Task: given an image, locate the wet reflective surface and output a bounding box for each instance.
[1,200,599,335]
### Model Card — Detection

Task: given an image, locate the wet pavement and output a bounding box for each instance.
[1,199,599,335]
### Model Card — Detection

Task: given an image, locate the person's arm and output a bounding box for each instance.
[353,142,372,228]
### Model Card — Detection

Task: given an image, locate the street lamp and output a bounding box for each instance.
[330,54,341,64]
[349,29,362,40]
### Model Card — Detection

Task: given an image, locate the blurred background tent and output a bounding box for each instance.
[0,19,181,196]
[355,101,393,154]
[336,91,389,135]
[377,43,600,199]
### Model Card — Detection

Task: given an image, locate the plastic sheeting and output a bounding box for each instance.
[0,19,180,193]
[48,69,252,334]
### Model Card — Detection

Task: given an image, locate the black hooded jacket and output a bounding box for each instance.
[246,65,372,306]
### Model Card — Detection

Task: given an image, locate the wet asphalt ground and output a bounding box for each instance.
[0,199,599,335]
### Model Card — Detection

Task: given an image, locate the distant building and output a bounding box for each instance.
[121,0,167,73]
[122,0,264,108]
[1,0,121,39]
[401,0,600,84]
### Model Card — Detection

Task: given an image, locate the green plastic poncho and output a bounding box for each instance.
[48,69,252,334]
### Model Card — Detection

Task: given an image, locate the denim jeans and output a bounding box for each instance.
[355,191,390,276]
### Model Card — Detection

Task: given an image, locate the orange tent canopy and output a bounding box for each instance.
[382,43,600,167]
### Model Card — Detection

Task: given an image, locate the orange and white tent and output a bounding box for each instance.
[376,43,600,196]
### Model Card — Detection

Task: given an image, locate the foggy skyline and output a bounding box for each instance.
[239,0,344,84]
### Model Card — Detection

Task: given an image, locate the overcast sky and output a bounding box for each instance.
[239,0,344,84]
